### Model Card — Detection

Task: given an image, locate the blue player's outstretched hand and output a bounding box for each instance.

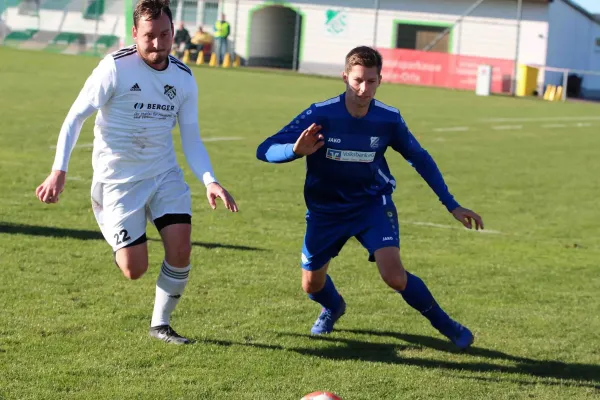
[451,206,484,230]
[293,123,324,157]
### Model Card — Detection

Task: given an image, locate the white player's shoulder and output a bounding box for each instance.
[168,55,193,78]
[88,51,118,79]
[101,45,137,74]
[110,44,137,62]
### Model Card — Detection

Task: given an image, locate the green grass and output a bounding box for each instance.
[1,47,599,399]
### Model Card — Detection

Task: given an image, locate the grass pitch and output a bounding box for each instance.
[0,47,599,399]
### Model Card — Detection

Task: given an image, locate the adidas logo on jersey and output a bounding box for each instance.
[130,83,141,91]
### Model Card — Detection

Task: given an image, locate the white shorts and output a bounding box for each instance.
[91,167,192,251]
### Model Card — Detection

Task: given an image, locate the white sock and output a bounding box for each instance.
[150,260,190,328]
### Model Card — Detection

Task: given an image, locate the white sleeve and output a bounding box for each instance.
[179,122,218,186]
[178,79,218,186]
[51,57,116,172]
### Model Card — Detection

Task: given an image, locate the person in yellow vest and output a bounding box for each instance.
[213,13,230,65]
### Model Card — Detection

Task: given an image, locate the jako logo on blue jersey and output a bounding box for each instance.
[328,137,341,143]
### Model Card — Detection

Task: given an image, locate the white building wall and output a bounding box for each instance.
[376,0,547,62]
[224,0,549,76]
[546,0,600,96]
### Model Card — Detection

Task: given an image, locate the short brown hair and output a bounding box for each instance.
[133,0,173,28]
[345,46,383,75]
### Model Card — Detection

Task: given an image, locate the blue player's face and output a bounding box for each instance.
[343,65,381,107]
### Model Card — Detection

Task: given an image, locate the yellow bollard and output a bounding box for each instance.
[196,51,204,65]
[222,53,231,68]
[182,50,190,64]
[554,86,563,102]
[548,85,557,101]
[209,52,217,67]
[543,85,554,101]
[233,54,241,68]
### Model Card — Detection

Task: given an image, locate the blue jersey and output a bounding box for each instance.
[256,93,460,217]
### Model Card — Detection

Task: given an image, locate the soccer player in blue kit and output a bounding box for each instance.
[256,46,484,349]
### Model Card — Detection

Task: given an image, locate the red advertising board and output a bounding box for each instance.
[377,48,515,94]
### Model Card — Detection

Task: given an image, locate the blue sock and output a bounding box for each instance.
[398,272,450,329]
[308,274,342,312]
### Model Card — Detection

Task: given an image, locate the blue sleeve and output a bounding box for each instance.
[390,114,460,212]
[256,105,318,163]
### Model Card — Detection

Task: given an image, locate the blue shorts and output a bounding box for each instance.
[301,195,400,271]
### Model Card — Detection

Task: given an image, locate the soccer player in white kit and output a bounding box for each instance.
[35,0,238,344]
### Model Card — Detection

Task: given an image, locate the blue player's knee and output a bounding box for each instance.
[302,279,326,294]
[382,272,407,291]
[302,267,328,294]
[379,263,408,291]
[374,246,405,290]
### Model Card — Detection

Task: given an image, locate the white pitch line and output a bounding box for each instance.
[574,123,592,127]
[49,143,94,149]
[481,116,600,123]
[492,125,522,130]
[433,127,470,132]
[49,137,243,149]
[542,124,567,128]
[408,221,502,234]
[202,137,244,142]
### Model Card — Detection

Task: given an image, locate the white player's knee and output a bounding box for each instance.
[120,262,148,280]
[166,242,192,266]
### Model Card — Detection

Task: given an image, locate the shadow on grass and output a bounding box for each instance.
[197,329,600,389]
[0,222,266,252]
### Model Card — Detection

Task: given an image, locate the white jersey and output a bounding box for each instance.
[52,45,216,185]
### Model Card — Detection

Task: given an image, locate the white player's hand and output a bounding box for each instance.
[36,170,66,204]
[293,123,324,157]
[206,182,238,212]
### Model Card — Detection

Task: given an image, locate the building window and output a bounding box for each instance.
[203,1,219,27]
[395,23,450,53]
[169,0,199,27]
[181,0,198,26]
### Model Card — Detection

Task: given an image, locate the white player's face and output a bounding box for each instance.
[343,65,381,108]
[133,12,173,68]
